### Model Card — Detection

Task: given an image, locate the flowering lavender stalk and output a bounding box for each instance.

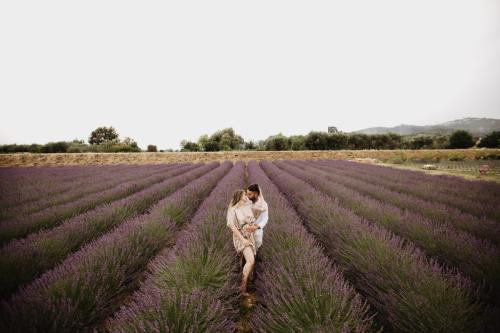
[0,163,203,244]
[0,162,232,333]
[0,164,174,219]
[0,164,138,208]
[0,164,128,187]
[246,161,377,333]
[0,162,220,299]
[0,164,140,216]
[276,160,500,304]
[0,164,186,228]
[324,158,500,202]
[106,162,245,333]
[260,161,486,333]
[315,158,500,220]
[296,160,500,246]
[316,159,500,222]
[0,164,121,191]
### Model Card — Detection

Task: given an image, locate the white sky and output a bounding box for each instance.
[1,1,499,150]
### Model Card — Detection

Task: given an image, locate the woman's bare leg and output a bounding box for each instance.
[240,246,255,295]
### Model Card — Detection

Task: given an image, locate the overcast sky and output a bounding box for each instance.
[1,1,499,150]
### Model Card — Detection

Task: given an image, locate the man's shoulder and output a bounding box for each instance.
[255,198,268,210]
[262,200,268,210]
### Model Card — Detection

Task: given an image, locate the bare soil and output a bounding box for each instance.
[1,149,498,167]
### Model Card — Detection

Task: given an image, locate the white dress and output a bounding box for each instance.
[226,200,257,256]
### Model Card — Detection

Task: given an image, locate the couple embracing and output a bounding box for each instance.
[226,183,269,297]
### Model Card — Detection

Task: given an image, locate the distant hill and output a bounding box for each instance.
[351,117,500,136]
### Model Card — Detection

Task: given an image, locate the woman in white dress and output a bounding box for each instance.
[226,189,263,296]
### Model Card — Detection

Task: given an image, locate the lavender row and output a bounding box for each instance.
[0,163,195,241]
[261,161,486,333]
[0,164,139,208]
[0,163,201,244]
[0,163,131,180]
[277,161,500,304]
[0,164,165,212]
[0,164,174,219]
[333,159,500,202]
[0,162,233,332]
[316,159,500,222]
[247,161,377,332]
[0,162,219,299]
[317,160,500,222]
[0,164,129,187]
[297,160,500,246]
[105,162,245,333]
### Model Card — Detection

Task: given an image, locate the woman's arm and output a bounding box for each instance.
[226,207,247,241]
[228,223,247,241]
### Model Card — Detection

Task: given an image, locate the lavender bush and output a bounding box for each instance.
[0,164,137,209]
[308,161,500,245]
[0,162,232,332]
[0,162,220,298]
[316,159,500,222]
[277,161,500,304]
[0,163,202,244]
[105,162,245,333]
[299,160,500,246]
[0,164,173,219]
[247,161,378,333]
[260,160,486,333]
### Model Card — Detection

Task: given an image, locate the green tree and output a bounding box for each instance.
[386,133,403,149]
[219,132,234,151]
[264,133,290,151]
[198,134,219,151]
[448,130,474,149]
[211,128,244,151]
[147,145,157,152]
[478,131,500,148]
[305,131,329,150]
[409,136,434,149]
[121,137,139,149]
[88,126,119,145]
[180,140,201,152]
[432,135,450,149]
[41,141,69,153]
[244,140,258,150]
[290,135,306,150]
[184,128,244,151]
[347,134,370,150]
[326,133,348,150]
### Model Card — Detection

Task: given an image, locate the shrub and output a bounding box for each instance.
[448,130,475,149]
[88,126,119,145]
[478,131,500,148]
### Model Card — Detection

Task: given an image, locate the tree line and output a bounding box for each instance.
[180,128,500,151]
[0,127,149,154]
[1,127,499,154]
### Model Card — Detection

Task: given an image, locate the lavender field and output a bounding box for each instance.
[0,160,499,333]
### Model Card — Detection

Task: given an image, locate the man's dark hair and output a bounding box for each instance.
[247,183,260,194]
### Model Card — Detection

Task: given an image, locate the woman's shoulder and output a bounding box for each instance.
[227,205,237,216]
[235,201,253,214]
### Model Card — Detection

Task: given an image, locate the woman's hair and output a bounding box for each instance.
[229,189,245,208]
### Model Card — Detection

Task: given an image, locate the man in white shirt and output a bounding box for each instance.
[245,183,269,251]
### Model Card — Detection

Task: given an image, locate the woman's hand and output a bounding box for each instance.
[244,224,258,232]
[241,238,252,247]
